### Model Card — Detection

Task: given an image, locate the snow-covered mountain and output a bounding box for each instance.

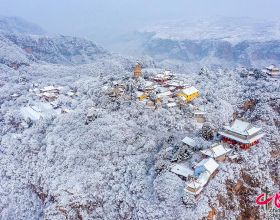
[0,16,46,35]
[1,33,109,65]
[0,16,109,66]
[112,17,280,68]
[144,17,280,43]
[0,16,279,220]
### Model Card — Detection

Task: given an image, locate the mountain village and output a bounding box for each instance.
[104,63,267,196]
[14,62,271,198]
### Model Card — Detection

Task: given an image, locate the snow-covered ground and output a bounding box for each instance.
[0,17,279,220]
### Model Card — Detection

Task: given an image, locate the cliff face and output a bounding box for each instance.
[113,18,280,68]
[130,34,280,67]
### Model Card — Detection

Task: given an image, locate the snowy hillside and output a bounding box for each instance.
[0,17,108,66]
[0,33,109,65]
[0,16,279,220]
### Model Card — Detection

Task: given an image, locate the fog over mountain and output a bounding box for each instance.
[111,17,280,69]
[1,0,280,44]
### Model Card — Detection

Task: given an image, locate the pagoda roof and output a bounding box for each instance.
[223,119,262,136]
[218,130,265,144]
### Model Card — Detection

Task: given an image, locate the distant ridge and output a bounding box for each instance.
[0,16,46,35]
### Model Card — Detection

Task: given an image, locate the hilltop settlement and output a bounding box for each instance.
[104,63,266,196]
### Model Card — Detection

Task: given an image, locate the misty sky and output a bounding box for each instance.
[1,0,279,43]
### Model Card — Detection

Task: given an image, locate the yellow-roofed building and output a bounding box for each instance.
[136,91,147,101]
[177,86,199,102]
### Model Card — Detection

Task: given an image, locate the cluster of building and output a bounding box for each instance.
[133,63,199,109]
[20,85,77,125]
[170,119,265,196]
[106,63,200,110]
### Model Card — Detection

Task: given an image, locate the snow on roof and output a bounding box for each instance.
[40,86,59,92]
[154,73,170,80]
[197,171,211,187]
[230,119,250,134]
[195,158,219,175]
[136,91,144,97]
[223,119,263,136]
[200,143,232,158]
[166,102,176,108]
[182,86,199,95]
[67,91,76,96]
[157,91,172,98]
[194,111,205,115]
[41,92,58,98]
[145,81,154,87]
[182,136,197,147]
[167,80,183,86]
[170,164,194,178]
[185,170,212,195]
[168,86,176,91]
[186,179,202,190]
[247,127,262,135]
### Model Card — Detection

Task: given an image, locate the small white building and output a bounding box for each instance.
[219,119,265,149]
[166,80,186,89]
[166,102,177,108]
[182,136,197,148]
[153,71,173,82]
[170,164,194,179]
[185,171,211,195]
[185,158,219,195]
[157,91,172,99]
[40,92,58,102]
[194,158,219,177]
[193,110,206,123]
[200,143,232,161]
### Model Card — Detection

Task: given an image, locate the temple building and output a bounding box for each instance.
[218,119,265,150]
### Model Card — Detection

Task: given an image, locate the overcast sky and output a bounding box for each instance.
[0,0,279,43]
